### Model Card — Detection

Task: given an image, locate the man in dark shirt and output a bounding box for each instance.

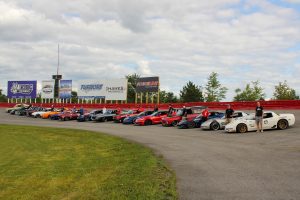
[225,104,234,124]
[181,106,187,119]
[168,104,174,117]
[255,102,264,133]
[79,106,84,115]
[153,105,159,112]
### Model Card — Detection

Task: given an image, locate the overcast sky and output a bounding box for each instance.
[0,0,300,101]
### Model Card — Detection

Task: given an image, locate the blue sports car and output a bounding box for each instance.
[123,110,154,124]
[178,111,224,129]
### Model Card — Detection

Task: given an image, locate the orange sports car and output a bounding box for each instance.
[41,108,69,119]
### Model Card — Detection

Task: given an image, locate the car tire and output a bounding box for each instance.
[178,124,187,129]
[237,123,247,133]
[210,121,220,131]
[65,117,70,121]
[171,121,178,126]
[188,121,196,128]
[277,119,288,130]
[145,120,152,126]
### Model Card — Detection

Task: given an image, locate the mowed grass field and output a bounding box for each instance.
[0,125,177,200]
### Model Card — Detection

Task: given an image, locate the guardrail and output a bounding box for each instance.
[1,100,300,110]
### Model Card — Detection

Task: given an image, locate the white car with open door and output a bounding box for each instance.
[201,111,249,131]
[225,111,295,133]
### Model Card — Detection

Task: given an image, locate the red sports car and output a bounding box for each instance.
[58,112,80,121]
[134,110,168,126]
[113,109,141,123]
[161,108,197,126]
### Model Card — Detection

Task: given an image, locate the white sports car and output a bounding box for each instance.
[201,111,249,131]
[225,111,295,133]
[32,108,51,118]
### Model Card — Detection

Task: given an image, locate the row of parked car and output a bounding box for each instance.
[5,104,296,133]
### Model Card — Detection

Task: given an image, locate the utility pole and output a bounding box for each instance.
[52,44,62,98]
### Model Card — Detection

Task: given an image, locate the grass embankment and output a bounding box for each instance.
[0,125,177,200]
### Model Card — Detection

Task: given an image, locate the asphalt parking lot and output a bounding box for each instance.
[1,109,299,200]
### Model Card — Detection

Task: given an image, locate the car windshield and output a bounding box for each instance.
[138,112,146,116]
[150,111,159,116]
[121,110,133,114]
[195,114,202,119]
[176,110,183,116]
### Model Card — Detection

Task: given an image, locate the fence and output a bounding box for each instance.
[1,100,300,110]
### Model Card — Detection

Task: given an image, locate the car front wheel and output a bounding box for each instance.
[171,120,178,126]
[145,120,152,126]
[188,121,196,128]
[277,119,288,130]
[236,123,247,133]
[210,121,220,131]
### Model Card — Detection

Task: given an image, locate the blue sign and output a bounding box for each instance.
[59,80,72,99]
[7,81,37,98]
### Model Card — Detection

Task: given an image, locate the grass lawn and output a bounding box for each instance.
[0,125,177,200]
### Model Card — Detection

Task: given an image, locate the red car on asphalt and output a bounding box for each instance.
[58,111,80,121]
[161,108,192,126]
[134,110,168,126]
[161,106,206,127]
[113,109,141,123]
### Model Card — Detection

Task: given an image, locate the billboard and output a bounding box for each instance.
[136,77,159,92]
[77,80,105,99]
[7,81,37,98]
[59,80,72,99]
[105,79,128,100]
[41,80,54,99]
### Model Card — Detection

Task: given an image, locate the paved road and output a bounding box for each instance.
[1,109,300,200]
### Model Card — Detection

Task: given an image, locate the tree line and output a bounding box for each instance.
[127,72,299,103]
[0,73,298,103]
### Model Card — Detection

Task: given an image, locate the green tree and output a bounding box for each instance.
[273,80,299,100]
[180,81,204,102]
[126,73,140,103]
[0,89,8,102]
[71,91,78,103]
[159,91,178,103]
[204,72,228,102]
[233,81,265,101]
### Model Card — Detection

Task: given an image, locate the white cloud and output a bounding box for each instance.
[137,60,152,76]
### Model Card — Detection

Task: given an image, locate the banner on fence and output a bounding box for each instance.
[7,81,37,99]
[41,80,54,99]
[136,77,159,93]
[105,79,128,100]
[77,80,105,99]
[59,80,72,99]
[77,79,127,100]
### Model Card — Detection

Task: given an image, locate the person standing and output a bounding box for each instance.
[167,104,174,117]
[79,106,84,116]
[72,106,76,113]
[153,104,159,112]
[225,104,234,124]
[182,105,187,119]
[202,108,209,121]
[255,102,264,132]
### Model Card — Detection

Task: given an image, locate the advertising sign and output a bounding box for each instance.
[41,80,54,99]
[77,80,105,99]
[105,79,128,100]
[7,81,37,98]
[136,77,159,92]
[59,80,72,99]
